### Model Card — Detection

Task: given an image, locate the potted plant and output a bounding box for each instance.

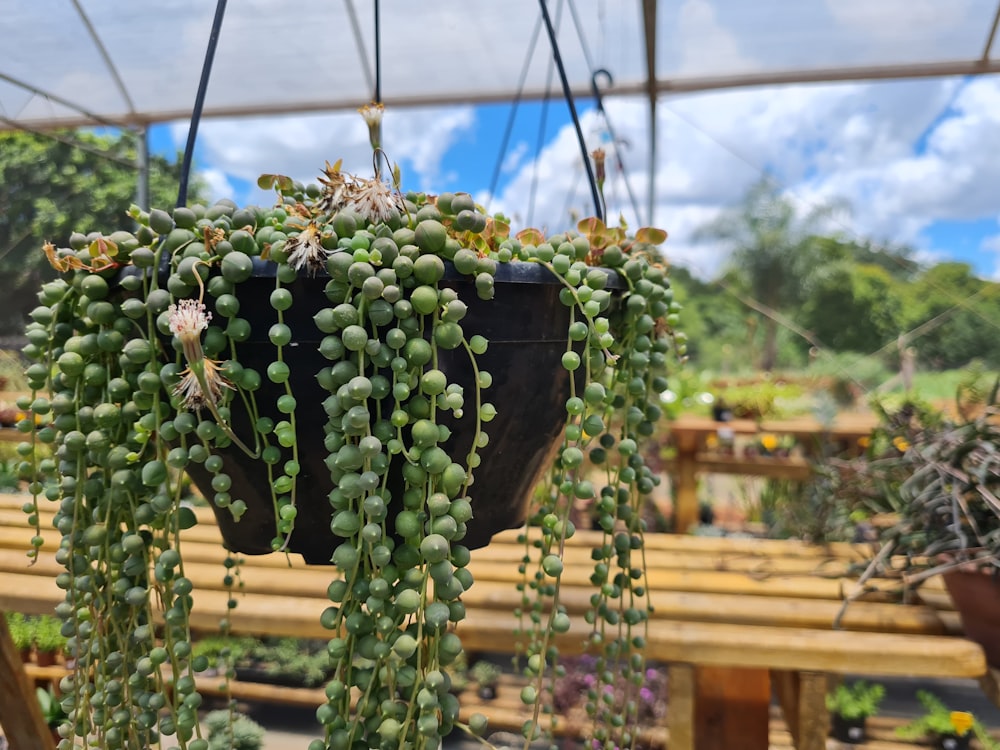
[825,679,885,743]
[19,124,681,748]
[4,611,32,662]
[854,385,1000,667]
[895,690,1000,750]
[470,660,501,700]
[36,686,68,742]
[31,614,65,667]
[204,709,265,750]
[233,637,333,688]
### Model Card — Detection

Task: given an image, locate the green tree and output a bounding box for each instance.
[799,262,905,355]
[902,263,1000,369]
[0,129,203,335]
[695,178,836,370]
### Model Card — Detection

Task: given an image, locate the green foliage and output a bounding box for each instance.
[4,611,32,650]
[235,637,332,687]
[191,635,256,669]
[681,179,1000,375]
[805,352,891,406]
[895,690,1000,748]
[470,660,501,688]
[694,178,839,371]
[799,263,904,354]
[36,686,67,728]
[0,128,203,334]
[825,680,884,720]
[204,709,265,750]
[31,614,66,653]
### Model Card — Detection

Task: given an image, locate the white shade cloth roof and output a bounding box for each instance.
[3,0,1000,131]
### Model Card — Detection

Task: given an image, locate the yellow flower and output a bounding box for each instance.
[950,711,973,736]
[705,434,719,449]
[858,435,870,449]
[892,436,910,452]
[759,433,778,452]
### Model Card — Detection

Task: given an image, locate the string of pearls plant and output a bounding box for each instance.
[19,115,683,749]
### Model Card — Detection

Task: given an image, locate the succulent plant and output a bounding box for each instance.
[19,137,681,749]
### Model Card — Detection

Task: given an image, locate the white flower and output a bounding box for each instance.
[358,102,384,150]
[168,299,211,342]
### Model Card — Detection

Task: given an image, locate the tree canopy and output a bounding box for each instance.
[0,129,203,335]
[682,181,1000,374]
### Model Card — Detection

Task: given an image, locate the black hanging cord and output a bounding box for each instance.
[176,0,228,208]
[537,0,602,222]
[591,68,643,225]
[373,0,382,103]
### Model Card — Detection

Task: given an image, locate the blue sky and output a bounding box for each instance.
[147,75,1000,281]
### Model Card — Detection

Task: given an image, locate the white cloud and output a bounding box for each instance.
[488,74,1000,278]
[825,0,974,42]
[173,105,476,205]
[199,168,236,203]
[168,71,1000,282]
[676,0,758,75]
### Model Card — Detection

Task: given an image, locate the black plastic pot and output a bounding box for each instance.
[177,260,615,563]
[830,714,866,744]
[936,733,972,750]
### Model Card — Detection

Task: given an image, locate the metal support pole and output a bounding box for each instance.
[136,126,150,210]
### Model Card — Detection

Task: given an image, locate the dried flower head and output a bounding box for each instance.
[174,359,233,412]
[591,147,606,184]
[316,159,349,215]
[285,222,329,274]
[346,177,402,225]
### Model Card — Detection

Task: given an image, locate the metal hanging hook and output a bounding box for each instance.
[591,68,613,113]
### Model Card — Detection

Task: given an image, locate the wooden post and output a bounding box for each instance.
[772,670,829,750]
[666,663,696,750]
[0,609,56,750]
[694,666,771,750]
[673,430,700,533]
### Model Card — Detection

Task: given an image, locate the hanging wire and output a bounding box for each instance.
[591,69,643,224]
[527,1,563,228]
[176,0,228,208]
[537,0,603,222]
[485,15,545,212]
[343,0,375,97]
[373,0,382,103]
[565,0,596,72]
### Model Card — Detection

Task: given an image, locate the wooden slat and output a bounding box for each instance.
[456,610,987,679]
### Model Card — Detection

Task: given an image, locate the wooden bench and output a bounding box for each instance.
[0,492,991,750]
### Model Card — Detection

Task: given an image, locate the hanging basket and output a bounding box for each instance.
[172,259,615,563]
